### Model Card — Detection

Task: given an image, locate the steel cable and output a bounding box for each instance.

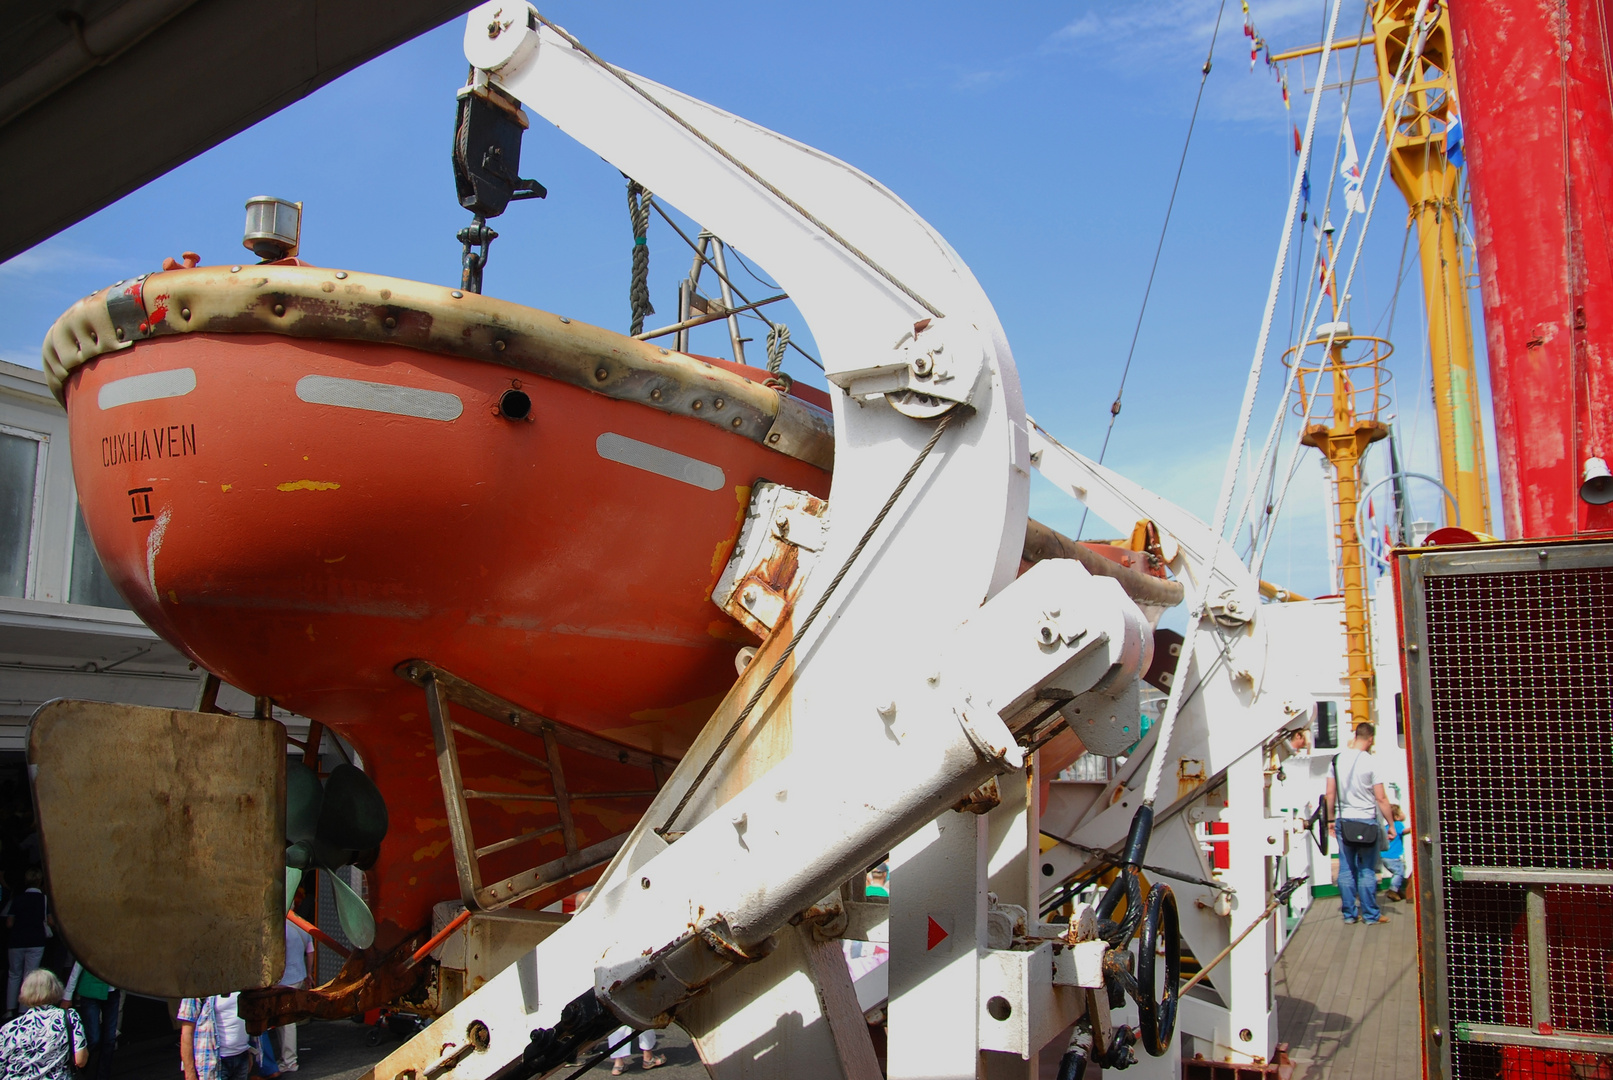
[657,409,958,836]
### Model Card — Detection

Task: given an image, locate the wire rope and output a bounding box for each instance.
[657,410,958,836]
[1073,0,1229,541]
[1142,0,1352,808]
[531,12,945,319]
[1252,0,1437,578]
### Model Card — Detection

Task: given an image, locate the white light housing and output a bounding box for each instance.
[1581,456,1613,505]
[243,196,301,261]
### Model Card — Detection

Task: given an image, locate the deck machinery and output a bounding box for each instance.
[347,7,1322,1080]
[26,4,1345,1079]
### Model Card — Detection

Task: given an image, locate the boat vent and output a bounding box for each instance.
[1401,541,1613,1080]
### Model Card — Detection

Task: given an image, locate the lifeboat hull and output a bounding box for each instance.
[63,314,829,944]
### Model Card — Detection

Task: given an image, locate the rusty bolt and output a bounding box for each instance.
[775,516,789,534]
[559,316,571,324]
[912,354,934,377]
[230,266,241,273]
[691,400,704,411]
[650,388,663,401]
[88,329,97,343]
[451,290,463,299]
[383,316,396,329]
[641,876,651,890]
[594,366,608,380]
[768,433,781,443]
[494,340,506,351]
[731,417,743,429]
[713,398,726,411]
[335,271,348,280]
[180,309,190,321]
[274,304,286,317]
[114,326,125,340]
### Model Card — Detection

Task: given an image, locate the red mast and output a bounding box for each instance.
[1447,0,1613,538]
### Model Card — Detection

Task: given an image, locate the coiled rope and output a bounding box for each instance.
[765,323,790,373]
[627,178,655,336]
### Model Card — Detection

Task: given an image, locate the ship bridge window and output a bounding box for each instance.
[0,424,47,600]
[69,506,128,610]
[1313,700,1339,749]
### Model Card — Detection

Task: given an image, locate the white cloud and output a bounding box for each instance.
[0,240,121,279]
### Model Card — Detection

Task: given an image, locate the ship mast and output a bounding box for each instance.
[1372,0,1491,534]
[1285,272,1393,727]
[1271,2,1492,535]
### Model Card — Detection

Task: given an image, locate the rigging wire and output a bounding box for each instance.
[657,411,958,837]
[1244,2,1426,569]
[531,12,945,320]
[1073,0,1229,542]
[727,246,782,292]
[1253,0,1438,579]
[645,196,825,370]
[1142,0,1352,809]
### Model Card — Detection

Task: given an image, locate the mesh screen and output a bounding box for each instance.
[1421,564,1613,1078]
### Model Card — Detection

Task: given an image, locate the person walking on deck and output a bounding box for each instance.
[1326,722,1396,925]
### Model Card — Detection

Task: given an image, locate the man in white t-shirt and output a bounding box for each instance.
[276,889,317,1072]
[212,992,252,1080]
[1325,721,1396,926]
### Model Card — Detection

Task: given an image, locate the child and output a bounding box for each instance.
[1382,804,1411,901]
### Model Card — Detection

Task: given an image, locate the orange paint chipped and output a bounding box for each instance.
[324,555,346,563]
[167,590,178,603]
[220,484,231,493]
[412,839,450,862]
[413,817,449,832]
[277,480,341,492]
[709,484,752,574]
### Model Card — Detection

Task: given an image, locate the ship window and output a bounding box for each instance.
[0,425,47,599]
[69,506,128,610]
[1314,700,1339,749]
[1394,692,1405,748]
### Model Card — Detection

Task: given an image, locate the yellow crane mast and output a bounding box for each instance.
[1372,0,1491,533]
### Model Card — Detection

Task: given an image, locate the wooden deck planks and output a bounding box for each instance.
[1273,894,1421,1080]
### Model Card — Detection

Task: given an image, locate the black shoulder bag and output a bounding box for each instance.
[1332,751,1381,846]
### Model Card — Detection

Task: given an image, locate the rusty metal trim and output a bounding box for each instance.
[398,660,676,774]
[42,264,834,472]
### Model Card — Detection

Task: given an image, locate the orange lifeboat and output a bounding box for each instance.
[42,260,834,965]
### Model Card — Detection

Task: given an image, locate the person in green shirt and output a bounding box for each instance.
[866,863,890,898]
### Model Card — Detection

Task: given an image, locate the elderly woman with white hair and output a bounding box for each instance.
[0,969,87,1080]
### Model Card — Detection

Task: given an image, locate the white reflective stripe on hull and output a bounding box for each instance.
[98,368,197,409]
[595,431,725,490]
[295,374,463,421]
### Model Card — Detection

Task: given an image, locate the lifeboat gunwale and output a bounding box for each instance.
[41,263,834,471]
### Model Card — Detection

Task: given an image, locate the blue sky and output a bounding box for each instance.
[0,0,1497,599]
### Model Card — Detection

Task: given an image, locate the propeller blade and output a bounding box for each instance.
[286,762,323,844]
[317,764,389,852]
[285,865,303,911]
[325,868,375,950]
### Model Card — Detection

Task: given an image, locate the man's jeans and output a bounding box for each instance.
[1337,828,1383,923]
[5,946,43,1012]
[1383,857,1407,893]
[221,1051,253,1080]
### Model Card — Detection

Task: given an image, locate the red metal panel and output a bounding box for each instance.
[1447,0,1613,539]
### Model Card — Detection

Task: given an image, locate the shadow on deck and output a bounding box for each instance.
[1275,894,1421,1080]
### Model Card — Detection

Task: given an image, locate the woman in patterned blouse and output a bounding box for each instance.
[0,969,87,1080]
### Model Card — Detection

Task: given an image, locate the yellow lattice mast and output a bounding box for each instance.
[1285,283,1394,727]
[1373,0,1490,532]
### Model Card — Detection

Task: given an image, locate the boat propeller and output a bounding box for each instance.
[285,762,389,950]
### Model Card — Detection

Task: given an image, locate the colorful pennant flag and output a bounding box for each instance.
[1340,116,1367,214]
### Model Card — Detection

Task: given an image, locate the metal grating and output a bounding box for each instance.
[1408,551,1613,1080]
[1423,566,1613,870]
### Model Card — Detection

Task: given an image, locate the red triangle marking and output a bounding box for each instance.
[926,916,949,950]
